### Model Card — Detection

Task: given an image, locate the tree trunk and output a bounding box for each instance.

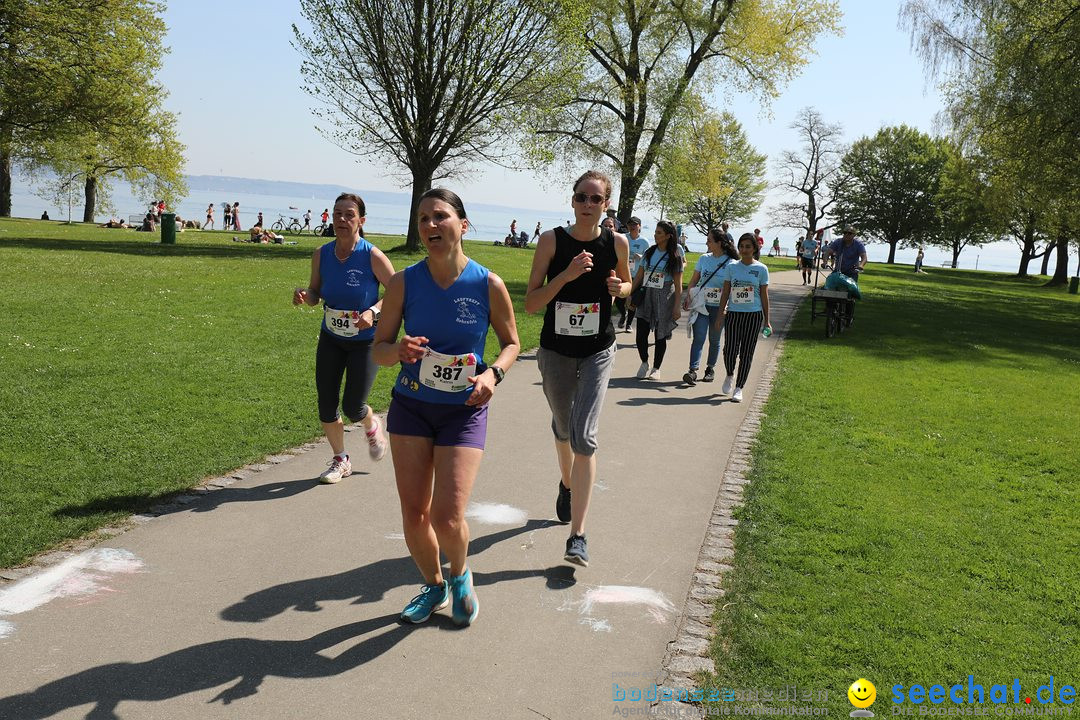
[806,194,817,234]
[1046,229,1070,286]
[0,142,11,218]
[951,239,961,269]
[616,171,645,226]
[1016,224,1035,277]
[405,168,433,252]
[83,175,98,224]
[887,239,898,264]
[1040,240,1056,276]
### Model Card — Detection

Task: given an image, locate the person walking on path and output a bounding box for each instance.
[525,170,631,568]
[620,216,650,333]
[770,236,781,257]
[682,228,737,386]
[373,188,520,627]
[600,218,624,328]
[629,220,683,380]
[714,233,771,403]
[798,231,818,285]
[205,204,215,230]
[753,228,764,259]
[532,221,542,242]
[292,193,395,483]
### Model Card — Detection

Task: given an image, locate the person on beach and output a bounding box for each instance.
[682,228,737,386]
[525,170,631,568]
[621,216,650,333]
[292,193,395,483]
[205,204,215,230]
[714,233,771,403]
[373,188,519,626]
[629,220,683,380]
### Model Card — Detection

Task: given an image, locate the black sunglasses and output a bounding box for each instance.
[573,192,606,205]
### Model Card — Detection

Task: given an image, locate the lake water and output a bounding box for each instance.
[9,177,1051,275]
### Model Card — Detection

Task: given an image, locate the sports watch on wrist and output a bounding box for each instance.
[490,365,505,385]
[368,306,381,325]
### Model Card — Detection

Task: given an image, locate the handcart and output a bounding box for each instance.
[809,258,860,338]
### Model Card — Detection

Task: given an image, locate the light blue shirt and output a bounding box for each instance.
[628,235,651,275]
[724,260,769,313]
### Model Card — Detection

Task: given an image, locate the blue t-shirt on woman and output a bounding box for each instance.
[724,260,769,313]
[395,258,491,405]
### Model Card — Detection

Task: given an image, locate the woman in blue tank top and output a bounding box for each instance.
[524,170,632,569]
[373,188,520,627]
[292,193,396,483]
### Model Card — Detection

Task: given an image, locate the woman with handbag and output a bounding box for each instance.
[682,229,738,385]
[628,220,683,380]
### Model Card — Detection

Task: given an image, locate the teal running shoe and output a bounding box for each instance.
[449,568,479,626]
[400,581,449,624]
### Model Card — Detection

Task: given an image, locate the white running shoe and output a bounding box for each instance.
[732,387,744,403]
[722,375,735,394]
[320,455,352,484]
[647,367,659,380]
[636,362,649,379]
[366,414,388,461]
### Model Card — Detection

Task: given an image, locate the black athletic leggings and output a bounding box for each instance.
[723,310,763,388]
[636,318,668,368]
[316,331,377,424]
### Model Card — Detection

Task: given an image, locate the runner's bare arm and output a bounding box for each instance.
[372,272,427,366]
[293,248,322,305]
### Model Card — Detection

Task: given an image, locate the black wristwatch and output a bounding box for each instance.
[490,365,505,385]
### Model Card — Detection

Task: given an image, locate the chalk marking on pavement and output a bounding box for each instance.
[579,617,613,632]
[0,549,144,636]
[560,585,676,626]
[465,502,528,525]
[384,533,406,540]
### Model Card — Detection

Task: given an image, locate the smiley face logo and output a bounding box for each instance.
[848,679,876,709]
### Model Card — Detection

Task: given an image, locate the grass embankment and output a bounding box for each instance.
[705,265,1080,712]
[0,219,543,568]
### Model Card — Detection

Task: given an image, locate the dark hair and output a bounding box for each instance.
[709,227,738,259]
[737,232,756,253]
[418,187,468,219]
[334,193,367,237]
[644,221,684,275]
[572,170,613,199]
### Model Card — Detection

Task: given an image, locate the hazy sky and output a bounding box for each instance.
[159,0,942,237]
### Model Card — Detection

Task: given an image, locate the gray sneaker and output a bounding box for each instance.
[319,455,352,484]
[564,534,589,567]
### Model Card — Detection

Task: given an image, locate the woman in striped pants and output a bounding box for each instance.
[714,233,771,403]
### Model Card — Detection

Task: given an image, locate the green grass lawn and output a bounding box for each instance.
[0,218,543,567]
[705,264,1080,712]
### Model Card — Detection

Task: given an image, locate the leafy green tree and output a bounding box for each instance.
[294,0,585,251]
[929,143,994,268]
[0,0,169,217]
[528,0,841,223]
[902,0,1079,284]
[832,125,948,264]
[652,107,766,234]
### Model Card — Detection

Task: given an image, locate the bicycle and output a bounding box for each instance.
[313,222,331,236]
[271,214,303,235]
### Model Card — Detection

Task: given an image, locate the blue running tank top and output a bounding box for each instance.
[319,239,380,341]
[395,258,491,405]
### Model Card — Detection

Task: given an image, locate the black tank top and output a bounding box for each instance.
[540,226,617,357]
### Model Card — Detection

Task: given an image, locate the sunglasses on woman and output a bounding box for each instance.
[572,192,606,205]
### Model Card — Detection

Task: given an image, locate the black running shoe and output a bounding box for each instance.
[683,369,697,386]
[565,534,589,567]
[702,367,715,383]
[556,481,572,523]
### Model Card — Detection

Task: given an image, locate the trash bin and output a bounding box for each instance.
[1070,276,1078,295]
[160,212,176,244]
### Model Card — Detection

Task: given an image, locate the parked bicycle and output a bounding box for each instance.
[313,222,332,237]
[271,214,303,235]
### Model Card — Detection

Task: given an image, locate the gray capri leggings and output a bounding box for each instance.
[537,343,616,456]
